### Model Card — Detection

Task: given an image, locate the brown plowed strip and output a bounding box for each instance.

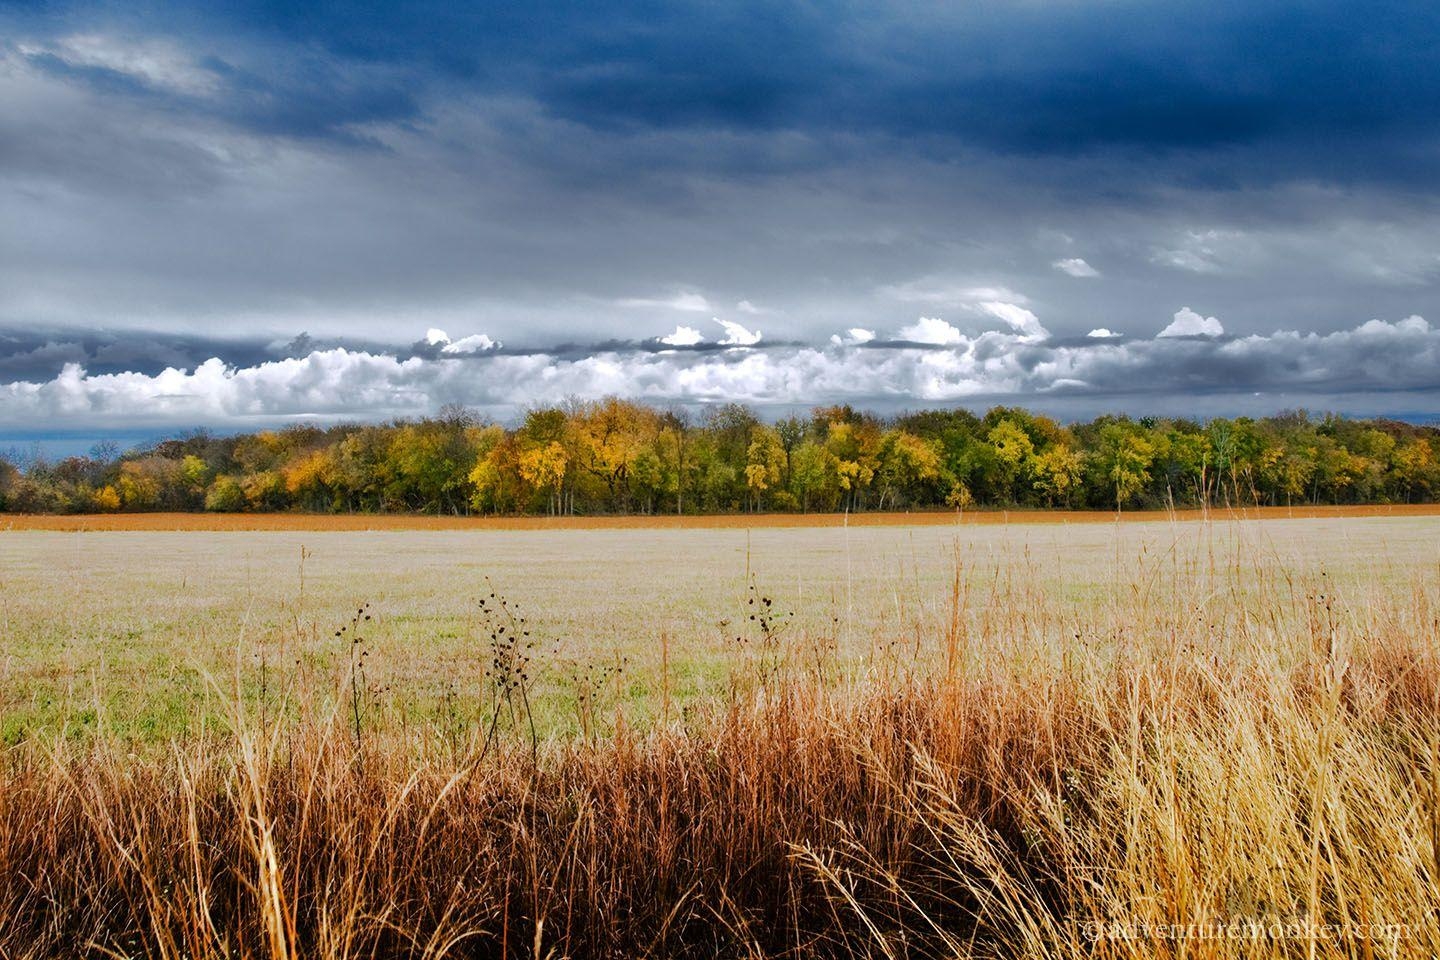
[3,504,1440,532]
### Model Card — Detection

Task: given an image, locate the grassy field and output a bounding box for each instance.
[3,512,1437,741]
[2,513,1439,957]
[3,502,1439,530]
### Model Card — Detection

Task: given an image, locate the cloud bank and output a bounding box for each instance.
[3,314,1437,430]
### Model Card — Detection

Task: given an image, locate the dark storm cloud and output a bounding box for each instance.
[16,33,422,144]
[242,2,1430,143]
[0,330,269,381]
[260,1,1440,175]
[0,329,406,381]
[15,0,1440,177]
[2,0,1440,428]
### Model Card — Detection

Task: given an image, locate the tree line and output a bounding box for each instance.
[3,401,1438,515]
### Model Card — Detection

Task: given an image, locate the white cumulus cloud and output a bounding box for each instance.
[1356,314,1429,335]
[715,318,762,346]
[1158,307,1224,338]
[659,325,705,346]
[976,301,1049,342]
[440,333,499,354]
[830,327,876,346]
[1087,328,1121,339]
[898,317,966,345]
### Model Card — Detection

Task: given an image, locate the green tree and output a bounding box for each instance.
[788,441,831,512]
[179,455,211,504]
[1093,424,1154,510]
[1258,441,1315,506]
[204,475,247,512]
[659,409,693,514]
[629,442,672,514]
[1156,427,1211,506]
[385,421,483,514]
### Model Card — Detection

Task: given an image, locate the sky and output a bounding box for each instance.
[2,0,1440,439]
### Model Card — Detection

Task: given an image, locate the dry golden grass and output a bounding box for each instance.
[1,516,1438,957]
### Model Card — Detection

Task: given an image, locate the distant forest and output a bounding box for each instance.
[4,402,1439,515]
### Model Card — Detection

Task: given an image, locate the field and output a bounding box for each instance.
[2,512,1439,957]
[4,502,1439,531]
[5,509,1437,740]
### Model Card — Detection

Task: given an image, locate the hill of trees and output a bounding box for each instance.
[3,401,1438,515]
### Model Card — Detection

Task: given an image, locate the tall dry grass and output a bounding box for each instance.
[2,525,1438,958]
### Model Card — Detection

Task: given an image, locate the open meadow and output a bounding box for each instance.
[5,508,1438,740]
[2,511,1440,957]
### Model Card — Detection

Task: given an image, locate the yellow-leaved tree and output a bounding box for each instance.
[744,426,786,511]
[518,441,569,516]
[1030,445,1082,507]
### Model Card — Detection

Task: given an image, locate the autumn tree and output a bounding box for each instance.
[241,471,288,511]
[985,419,1035,504]
[1392,437,1438,502]
[115,459,169,510]
[744,425,787,511]
[874,431,945,509]
[518,442,568,515]
[1258,439,1316,506]
[1091,423,1155,510]
[823,420,879,511]
[92,484,122,512]
[573,398,659,512]
[1031,444,1083,507]
[284,449,340,511]
[469,430,525,514]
